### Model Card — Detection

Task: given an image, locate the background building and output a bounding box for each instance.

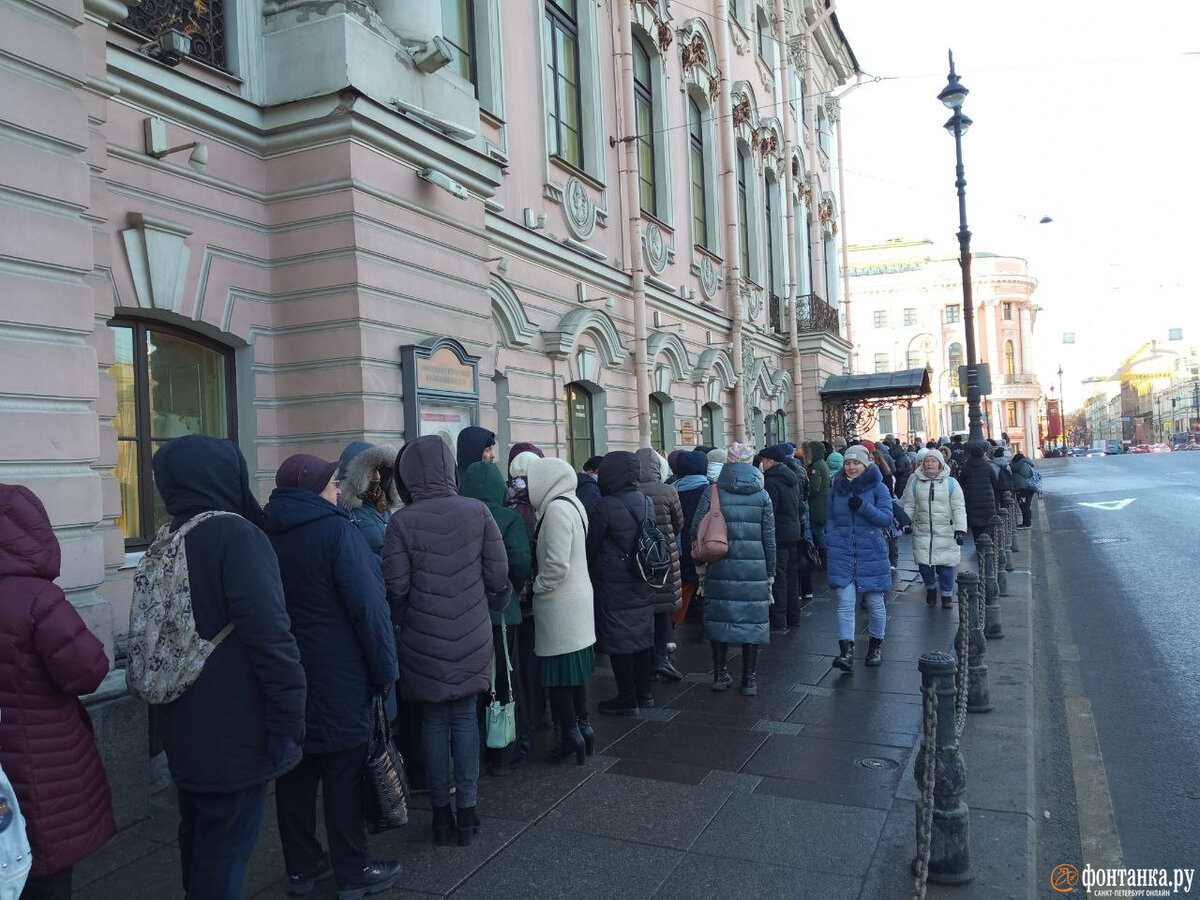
[844,239,1040,451]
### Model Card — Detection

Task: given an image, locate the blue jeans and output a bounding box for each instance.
[919,564,957,597]
[835,583,885,641]
[421,696,480,808]
[178,783,267,899]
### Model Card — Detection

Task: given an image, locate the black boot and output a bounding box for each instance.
[941,595,954,609]
[865,637,883,667]
[431,805,455,845]
[600,654,638,716]
[833,640,854,671]
[455,806,481,847]
[549,723,585,766]
[926,587,938,606]
[740,644,759,696]
[711,641,732,691]
[576,716,595,756]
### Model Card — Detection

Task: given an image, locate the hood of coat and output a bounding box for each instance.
[763,460,798,490]
[635,447,669,485]
[832,460,883,496]
[263,486,344,535]
[528,457,578,511]
[913,448,950,482]
[399,435,459,502]
[338,442,401,512]
[507,441,544,472]
[716,460,764,495]
[455,426,496,476]
[805,440,827,463]
[598,451,641,496]
[827,451,844,472]
[0,483,60,580]
[152,434,263,524]
[460,459,506,510]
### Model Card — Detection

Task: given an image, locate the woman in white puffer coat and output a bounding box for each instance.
[901,448,967,609]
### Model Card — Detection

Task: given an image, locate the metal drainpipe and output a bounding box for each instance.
[802,1,836,342]
[615,0,651,446]
[833,75,864,349]
[775,0,804,434]
[714,0,746,442]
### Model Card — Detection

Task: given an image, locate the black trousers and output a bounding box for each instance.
[770,542,801,627]
[609,647,654,701]
[1016,489,1034,526]
[20,867,72,900]
[275,744,369,884]
[515,616,545,753]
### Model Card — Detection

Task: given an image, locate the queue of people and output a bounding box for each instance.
[0,425,1035,900]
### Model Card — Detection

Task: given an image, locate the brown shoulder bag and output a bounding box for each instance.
[691,484,729,563]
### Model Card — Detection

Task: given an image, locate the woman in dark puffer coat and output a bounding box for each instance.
[382,436,510,847]
[671,451,711,632]
[635,448,685,682]
[957,443,999,539]
[805,440,831,568]
[826,446,894,670]
[0,484,115,898]
[586,451,657,716]
[337,441,402,555]
[688,443,776,697]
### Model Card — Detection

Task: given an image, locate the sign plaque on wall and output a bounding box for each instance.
[399,338,480,450]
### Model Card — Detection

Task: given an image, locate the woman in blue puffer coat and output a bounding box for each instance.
[825,444,894,669]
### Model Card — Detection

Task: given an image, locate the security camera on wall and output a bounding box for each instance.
[140,29,192,67]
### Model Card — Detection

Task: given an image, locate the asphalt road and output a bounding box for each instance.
[1033,452,1200,885]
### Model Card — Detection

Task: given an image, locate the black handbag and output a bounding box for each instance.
[363,695,409,833]
[798,537,821,573]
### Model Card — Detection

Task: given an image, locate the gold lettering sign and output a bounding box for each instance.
[417,347,474,394]
[681,419,696,444]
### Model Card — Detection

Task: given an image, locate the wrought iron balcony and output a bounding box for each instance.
[796,292,840,336]
[1001,373,1037,385]
[121,0,227,71]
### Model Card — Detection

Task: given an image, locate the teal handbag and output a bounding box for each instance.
[486,619,516,749]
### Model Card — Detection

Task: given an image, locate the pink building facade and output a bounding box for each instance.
[2,0,857,680]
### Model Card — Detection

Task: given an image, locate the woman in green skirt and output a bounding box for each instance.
[526,456,596,764]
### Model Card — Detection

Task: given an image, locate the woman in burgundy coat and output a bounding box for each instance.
[0,484,115,900]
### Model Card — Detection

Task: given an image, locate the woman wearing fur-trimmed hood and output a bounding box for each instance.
[337,441,402,555]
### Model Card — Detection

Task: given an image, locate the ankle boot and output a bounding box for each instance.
[833,640,854,671]
[549,724,586,765]
[926,587,938,606]
[711,642,732,691]
[576,716,595,756]
[865,637,883,667]
[455,806,481,846]
[740,645,759,696]
[431,804,455,845]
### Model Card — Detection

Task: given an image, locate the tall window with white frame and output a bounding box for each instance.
[563,382,594,470]
[765,175,780,331]
[756,7,771,63]
[633,38,657,217]
[737,146,752,278]
[649,395,665,454]
[544,0,583,168]
[1004,340,1016,376]
[442,0,477,94]
[688,96,708,248]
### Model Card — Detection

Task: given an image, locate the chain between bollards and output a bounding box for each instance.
[960,570,992,713]
[977,531,1003,639]
[1001,492,1017,568]
[953,574,970,738]
[913,673,938,900]
[992,514,1009,597]
[1004,490,1020,555]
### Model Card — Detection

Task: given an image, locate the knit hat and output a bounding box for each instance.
[276,453,339,494]
[667,449,685,476]
[781,441,797,455]
[727,442,756,463]
[859,439,876,453]
[968,443,986,459]
[760,444,790,463]
[707,447,728,464]
[842,445,871,466]
[832,437,847,451]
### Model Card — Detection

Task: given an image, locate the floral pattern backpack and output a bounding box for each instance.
[0,711,32,900]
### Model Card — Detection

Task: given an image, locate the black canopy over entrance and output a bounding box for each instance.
[819,368,932,440]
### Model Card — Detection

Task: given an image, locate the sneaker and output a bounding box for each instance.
[654,658,685,681]
[598,696,639,717]
[941,596,954,609]
[287,856,332,896]
[666,641,677,653]
[712,670,733,691]
[336,861,402,900]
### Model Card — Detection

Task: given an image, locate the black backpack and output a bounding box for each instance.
[996,463,1014,493]
[623,495,672,588]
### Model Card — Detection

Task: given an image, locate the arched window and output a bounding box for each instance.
[112,319,237,547]
[948,342,963,375]
[688,95,709,248]
[737,145,752,277]
[649,395,665,454]
[1004,340,1016,376]
[633,37,657,217]
[563,381,595,470]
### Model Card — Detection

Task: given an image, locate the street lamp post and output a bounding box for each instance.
[1057,364,1065,448]
[939,51,983,445]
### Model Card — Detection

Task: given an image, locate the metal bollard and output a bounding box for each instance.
[958,571,992,713]
[977,532,1004,639]
[1004,491,1020,555]
[992,514,1009,597]
[913,650,973,886]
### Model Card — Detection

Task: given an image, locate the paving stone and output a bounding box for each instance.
[690,792,886,876]
[785,691,924,735]
[606,757,710,786]
[818,661,927,698]
[476,758,608,821]
[653,853,862,899]
[74,844,184,900]
[751,719,804,736]
[663,680,803,723]
[544,771,733,850]
[450,822,683,899]
[604,718,769,774]
[741,734,910,809]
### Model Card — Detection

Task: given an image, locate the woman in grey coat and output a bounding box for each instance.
[688,443,776,696]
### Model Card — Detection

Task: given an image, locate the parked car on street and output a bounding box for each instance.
[1131,445,1151,454]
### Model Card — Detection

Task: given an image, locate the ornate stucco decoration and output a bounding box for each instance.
[642,222,668,274]
[121,212,193,314]
[741,281,763,323]
[699,255,720,300]
[732,92,752,129]
[631,0,673,52]
[825,96,841,124]
[563,176,597,240]
[677,19,722,105]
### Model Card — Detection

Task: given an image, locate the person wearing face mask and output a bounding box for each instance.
[901,448,967,608]
[337,442,402,555]
[826,445,894,669]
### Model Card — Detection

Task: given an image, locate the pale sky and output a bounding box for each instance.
[834,0,1200,411]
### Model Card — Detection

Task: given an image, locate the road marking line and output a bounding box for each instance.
[1077,499,1136,510]
[1064,694,1124,869]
